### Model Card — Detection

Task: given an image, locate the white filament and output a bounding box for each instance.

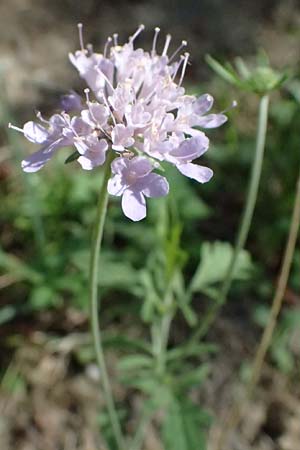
[8,123,24,133]
[103,37,112,58]
[151,27,160,56]
[179,52,190,86]
[129,24,145,44]
[162,34,172,57]
[169,40,187,63]
[77,23,85,52]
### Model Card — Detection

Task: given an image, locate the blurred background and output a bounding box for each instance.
[1,1,300,449]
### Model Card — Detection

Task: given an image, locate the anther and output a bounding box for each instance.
[169,40,187,63]
[77,23,85,52]
[130,24,145,43]
[151,27,160,56]
[87,43,94,55]
[84,88,91,103]
[8,123,24,133]
[221,100,238,114]
[162,34,172,57]
[103,37,112,58]
[113,33,118,46]
[36,111,50,124]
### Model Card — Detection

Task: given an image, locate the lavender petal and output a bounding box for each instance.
[177,163,213,183]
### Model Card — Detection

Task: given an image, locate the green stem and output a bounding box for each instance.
[89,154,124,450]
[156,286,174,374]
[196,94,270,340]
[249,165,300,389]
[130,407,153,450]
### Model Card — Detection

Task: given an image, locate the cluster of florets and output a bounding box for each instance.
[10,24,228,221]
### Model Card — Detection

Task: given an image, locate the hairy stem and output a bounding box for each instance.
[89,154,124,450]
[197,94,270,340]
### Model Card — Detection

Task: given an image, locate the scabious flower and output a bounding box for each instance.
[9,24,229,221]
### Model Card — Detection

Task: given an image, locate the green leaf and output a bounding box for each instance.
[189,241,253,294]
[140,270,162,322]
[64,150,80,164]
[206,55,240,86]
[117,354,153,373]
[103,335,152,354]
[0,248,42,284]
[29,285,61,310]
[234,57,251,80]
[177,363,211,389]
[162,397,211,450]
[0,306,16,325]
[167,343,218,362]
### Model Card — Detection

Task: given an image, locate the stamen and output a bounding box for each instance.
[36,111,50,124]
[179,52,190,86]
[172,55,185,81]
[113,33,118,46]
[129,24,145,43]
[162,34,172,57]
[151,27,160,56]
[87,43,94,55]
[65,116,79,137]
[102,94,116,126]
[221,100,238,114]
[95,66,115,92]
[77,23,85,52]
[169,40,187,63]
[8,123,24,133]
[103,37,112,58]
[84,88,91,104]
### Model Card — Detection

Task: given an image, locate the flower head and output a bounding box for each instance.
[10,24,229,220]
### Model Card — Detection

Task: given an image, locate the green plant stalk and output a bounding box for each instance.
[212,165,300,450]
[156,283,175,374]
[197,94,270,340]
[89,153,124,450]
[130,406,153,450]
[131,279,175,448]
[249,165,300,389]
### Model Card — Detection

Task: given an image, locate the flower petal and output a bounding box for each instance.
[139,173,169,198]
[77,155,104,170]
[121,189,146,221]
[128,157,153,178]
[177,163,213,183]
[111,157,130,174]
[193,94,214,115]
[107,174,126,196]
[169,135,209,162]
[196,114,227,129]
[23,121,49,144]
[21,140,62,172]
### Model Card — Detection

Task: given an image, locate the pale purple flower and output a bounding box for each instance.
[107,157,169,221]
[75,136,108,170]
[10,24,230,220]
[9,114,70,172]
[111,124,134,151]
